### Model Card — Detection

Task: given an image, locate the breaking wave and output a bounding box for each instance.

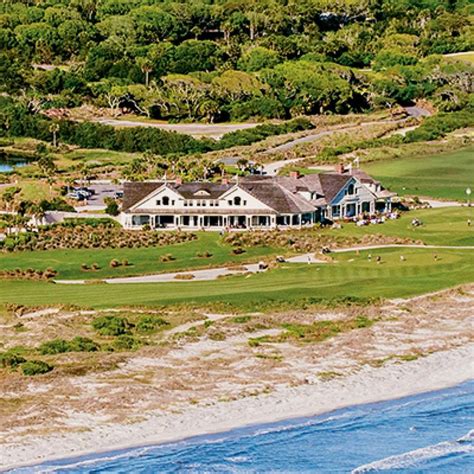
[352,429,474,473]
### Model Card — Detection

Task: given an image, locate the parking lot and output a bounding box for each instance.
[72,183,123,210]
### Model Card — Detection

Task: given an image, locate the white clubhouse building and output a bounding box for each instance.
[121,165,395,230]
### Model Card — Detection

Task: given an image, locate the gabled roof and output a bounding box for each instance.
[317,173,352,203]
[172,182,232,199]
[122,182,163,212]
[276,173,351,204]
[240,181,315,214]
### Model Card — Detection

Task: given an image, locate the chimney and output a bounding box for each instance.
[335,163,345,174]
[175,177,182,185]
[289,170,300,179]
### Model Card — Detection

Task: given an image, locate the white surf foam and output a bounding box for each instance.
[352,430,474,473]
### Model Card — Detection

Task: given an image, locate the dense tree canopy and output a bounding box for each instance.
[0,0,472,122]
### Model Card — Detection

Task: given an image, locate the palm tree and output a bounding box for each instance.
[49,122,60,148]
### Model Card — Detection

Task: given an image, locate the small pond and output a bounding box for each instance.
[0,154,29,173]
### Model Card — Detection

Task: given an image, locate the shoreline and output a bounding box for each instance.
[3,343,473,472]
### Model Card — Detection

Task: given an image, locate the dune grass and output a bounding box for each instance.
[363,146,474,201]
[0,247,472,310]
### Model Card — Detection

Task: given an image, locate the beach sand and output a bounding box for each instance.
[1,287,473,471]
[2,345,473,471]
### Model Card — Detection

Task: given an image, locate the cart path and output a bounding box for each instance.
[54,245,473,285]
[261,106,431,175]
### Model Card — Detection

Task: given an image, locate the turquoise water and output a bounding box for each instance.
[0,157,28,173]
[10,380,473,473]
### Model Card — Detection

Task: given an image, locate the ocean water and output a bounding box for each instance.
[11,380,474,473]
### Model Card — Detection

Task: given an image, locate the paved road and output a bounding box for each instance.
[425,199,464,208]
[94,119,258,139]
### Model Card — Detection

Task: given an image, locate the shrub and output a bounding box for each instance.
[39,339,70,355]
[196,251,212,258]
[233,316,251,324]
[81,263,89,271]
[21,360,53,376]
[160,253,175,262]
[69,336,100,352]
[109,259,121,268]
[0,351,26,368]
[112,335,141,351]
[231,247,245,255]
[92,316,132,336]
[136,315,170,333]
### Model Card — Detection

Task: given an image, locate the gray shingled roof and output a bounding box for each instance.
[122,168,375,215]
[122,182,162,212]
[240,181,315,214]
[173,182,232,199]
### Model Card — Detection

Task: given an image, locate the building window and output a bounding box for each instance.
[162,196,170,206]
[228,200,232,205]
[347,184,355,195]
[132,215,150,226]
[156,200,161,206]
[234,196,241,206]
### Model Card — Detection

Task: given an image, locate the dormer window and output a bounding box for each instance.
[234,196,241,206]
[347,184,355,195]
[162,196,170,205]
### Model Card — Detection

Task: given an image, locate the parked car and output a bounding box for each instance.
[67,192,85,201]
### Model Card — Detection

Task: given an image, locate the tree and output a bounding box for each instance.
[238,46,280,72]
[104,197,120,216]
[136,57,153,87]
[49,122,59,148]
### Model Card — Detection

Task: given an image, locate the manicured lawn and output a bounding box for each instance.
[0,233,279,280]
[0,248,472,309]
[1,208,472,280]
[325,207,474,247]
[363,146,474,201]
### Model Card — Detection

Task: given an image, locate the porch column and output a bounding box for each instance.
[247,216,252,228]
[386,200,392,212]
[370,201,375,214]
